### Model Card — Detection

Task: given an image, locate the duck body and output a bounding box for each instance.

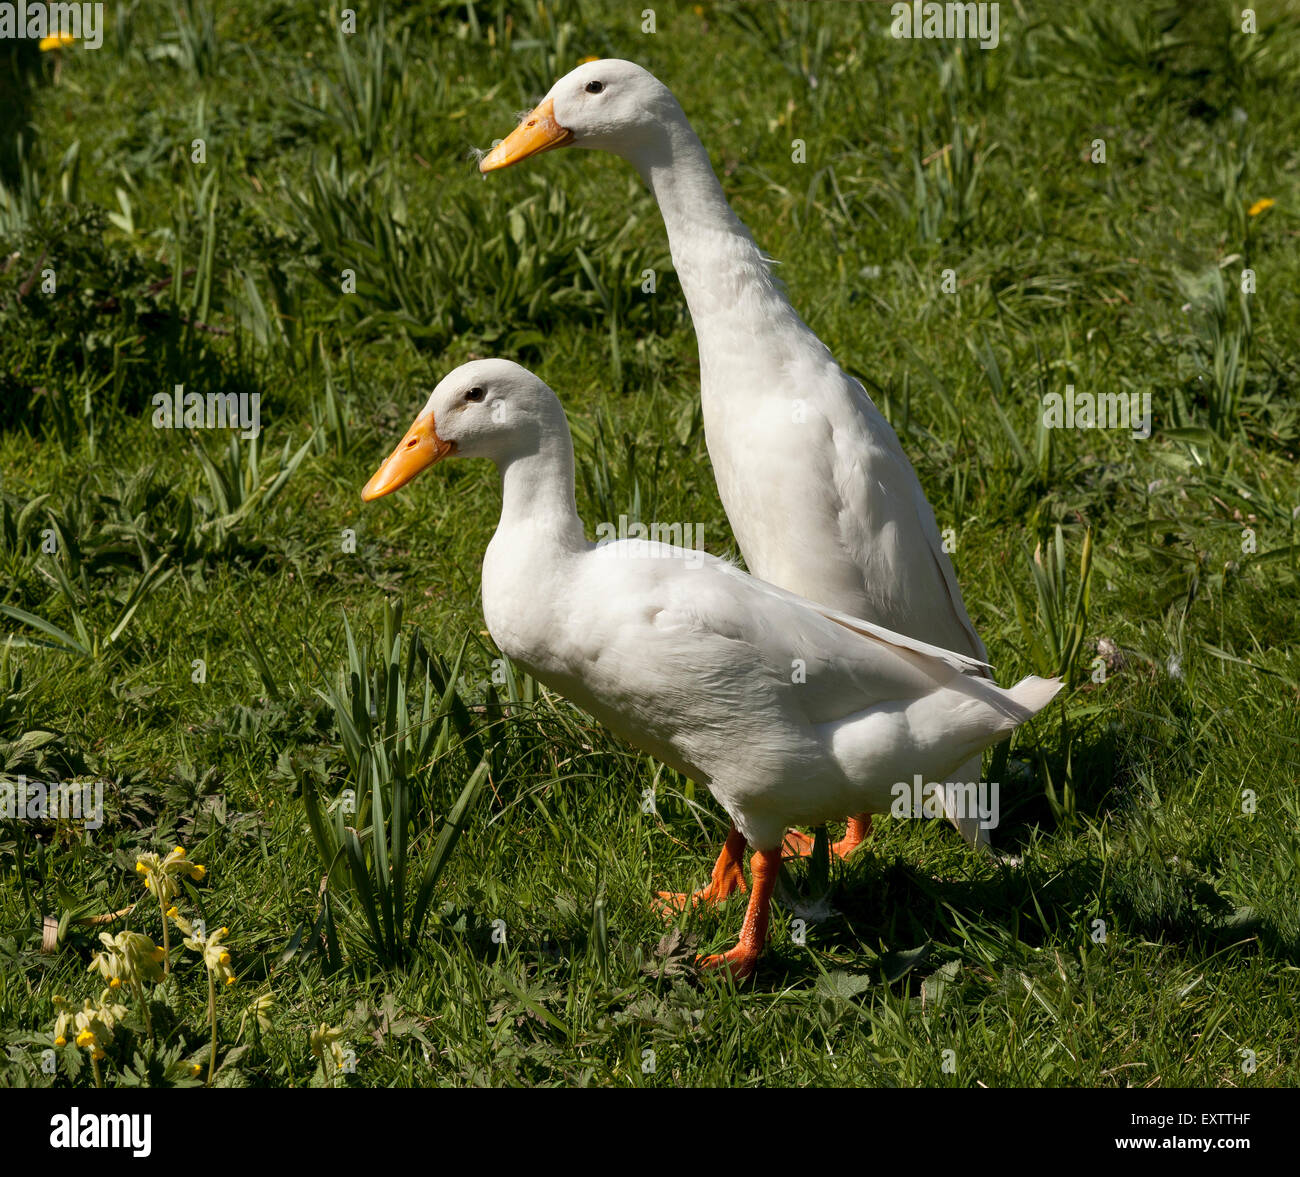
[362,364,1061,975]
[486,527,1024,851]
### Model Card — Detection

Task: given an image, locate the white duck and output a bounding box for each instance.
[362,359,1060,978]
[479,60,992,862]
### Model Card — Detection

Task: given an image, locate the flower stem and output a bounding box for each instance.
[134,980,154,1043]
[158,892,171,974]
[206,969,217,1087]
[91,1054,102,1089]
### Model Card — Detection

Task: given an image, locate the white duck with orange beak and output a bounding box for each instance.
[479,60,994,862]
[363,359,1061,979]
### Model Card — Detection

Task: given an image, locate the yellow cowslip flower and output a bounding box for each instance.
[89,930,165,987]
[52,995,74,1047]
[71,991,128,1053]
[38,33,75,51]
[1248,198,1275,217]
[174,916,236,986]
[239,993,276,1038]
[578,55,599,64]
[310,1023,347,1072]
[135,847,206,903]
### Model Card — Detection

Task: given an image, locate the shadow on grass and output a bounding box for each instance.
[761,842,1297,994]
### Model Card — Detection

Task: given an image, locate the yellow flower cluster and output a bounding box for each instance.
[88,930,165,988]
[52,991,127,1059]
[240,993,277,1037]
[171,914,236,986]
[134,846,206,904]
[310,1023,347,1072]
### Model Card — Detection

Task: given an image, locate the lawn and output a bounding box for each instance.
[1,0,1298,1089]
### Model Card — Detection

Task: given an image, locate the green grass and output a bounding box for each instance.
[2,0,1299,1088]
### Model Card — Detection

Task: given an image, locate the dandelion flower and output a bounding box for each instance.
[1248,198,1275,217]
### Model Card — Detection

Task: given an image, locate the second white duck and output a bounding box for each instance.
[480,59,993,851]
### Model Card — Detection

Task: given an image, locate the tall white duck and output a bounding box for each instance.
[479,60,992,861]
[362,359,1060,978]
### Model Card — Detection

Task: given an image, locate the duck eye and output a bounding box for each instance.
[585,80,604,94]
[465,387,485,403]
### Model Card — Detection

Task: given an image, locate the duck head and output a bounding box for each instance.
[361,359,559,500]
[478,59,682,172]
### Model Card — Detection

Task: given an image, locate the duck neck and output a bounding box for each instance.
[629,120,808,360]
[494,428,587,556]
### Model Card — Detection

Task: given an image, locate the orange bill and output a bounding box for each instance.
[361,413,454,501]
[478,96,573,173]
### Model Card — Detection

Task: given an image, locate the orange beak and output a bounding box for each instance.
[479,96,574,173]
[361,413,455,501]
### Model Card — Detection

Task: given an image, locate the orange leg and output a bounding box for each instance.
[833,814,872,858]
[697,845,782,980]
[655,826,749,913]
[783,815,873,860]
[781,829,815,858]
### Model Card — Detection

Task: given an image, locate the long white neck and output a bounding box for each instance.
[493,422,587,556]
[481,415,588,667]
[627,117,820,368]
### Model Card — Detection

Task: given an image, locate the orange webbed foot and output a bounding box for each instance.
[653,877,746,915]
[782,829,816,858]
[783,816,873,861]
[832,814,872,859]
[696,946,759,980]
[694,845,782,982]
[655,826,749,919]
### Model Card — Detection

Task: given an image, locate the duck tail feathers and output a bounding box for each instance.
[1002,675,1064,724]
